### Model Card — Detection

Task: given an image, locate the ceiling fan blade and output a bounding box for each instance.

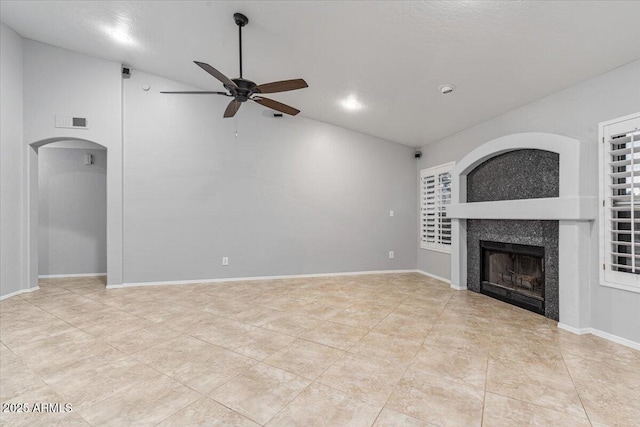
[160,91,230,95]
[194,61,238,89]
[224,100,242,118]
[255,79,308,94]
[253,97,300,116]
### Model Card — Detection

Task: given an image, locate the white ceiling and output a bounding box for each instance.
[1,1,639,147]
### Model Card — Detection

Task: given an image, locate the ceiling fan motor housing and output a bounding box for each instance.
[229,78,258,102]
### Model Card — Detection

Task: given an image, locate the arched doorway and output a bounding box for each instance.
[26,137,122,289]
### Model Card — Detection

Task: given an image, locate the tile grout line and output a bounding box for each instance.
[259,375,312,425]
[559,348,593,424]
[487,390,593,422]
[480,355,490,426]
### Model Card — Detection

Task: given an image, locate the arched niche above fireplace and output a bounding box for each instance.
[467,149,559,203]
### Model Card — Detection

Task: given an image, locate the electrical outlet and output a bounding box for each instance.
[389,251,395,259]
[389,210,394,217]
[222,257,229,266]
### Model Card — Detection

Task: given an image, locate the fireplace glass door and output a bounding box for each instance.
[480,241,545,315]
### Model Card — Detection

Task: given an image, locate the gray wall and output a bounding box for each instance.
[0,23,24,297]
[38,146,107,275]
[417,59,640,343]
[1,38,416,297]
[123,71,417,283]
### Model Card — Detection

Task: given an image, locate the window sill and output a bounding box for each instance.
[420,246,452,255]
[600,280,640,294]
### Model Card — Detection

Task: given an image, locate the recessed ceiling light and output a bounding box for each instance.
[110,29,132,44]
[341,97,362,111]
[102,23,135,46]
[439,84,456,95]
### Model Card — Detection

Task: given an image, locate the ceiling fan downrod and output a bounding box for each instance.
[234,13,248,79]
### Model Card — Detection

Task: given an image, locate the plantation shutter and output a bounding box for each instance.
[438,171,452,246]
[420,163,454,252]
[421,171,436,246]
[602,114,640,291]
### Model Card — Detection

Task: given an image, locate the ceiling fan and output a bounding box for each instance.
[161,12,308,118]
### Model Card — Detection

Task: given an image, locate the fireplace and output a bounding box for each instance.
[480,240,545,315]
[462,148,560,320]
[448,134,596,331]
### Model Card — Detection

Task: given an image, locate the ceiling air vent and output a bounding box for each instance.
[55,115,88,129]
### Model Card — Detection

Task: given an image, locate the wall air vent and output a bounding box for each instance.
[55,115,88,129]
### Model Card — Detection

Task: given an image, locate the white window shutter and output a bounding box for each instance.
[438,171,452,246]
[601,113,640,293]
[420,162,454,252]
[421,172,436,246]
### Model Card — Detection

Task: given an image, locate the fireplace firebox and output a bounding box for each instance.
[480,240,545,315]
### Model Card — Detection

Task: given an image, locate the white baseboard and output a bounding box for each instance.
[557,323,589,335]
[416,270,451,284]
[558,323,640,351]
[38,273,106,279]
[0,286,40,301]
[107,269,419,289]
[588,328,640,351]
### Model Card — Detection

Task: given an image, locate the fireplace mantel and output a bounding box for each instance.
[449,196,597,220]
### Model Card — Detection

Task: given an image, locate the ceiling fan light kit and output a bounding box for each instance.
[161,12,308,118]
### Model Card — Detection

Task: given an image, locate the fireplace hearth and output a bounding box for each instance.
[480,240,545,315]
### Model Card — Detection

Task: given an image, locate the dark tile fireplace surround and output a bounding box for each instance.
[466,149,560,320]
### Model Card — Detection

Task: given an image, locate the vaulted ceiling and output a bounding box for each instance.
[2,1,639,147]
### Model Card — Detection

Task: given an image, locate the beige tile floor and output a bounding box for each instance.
[1,273,639,426]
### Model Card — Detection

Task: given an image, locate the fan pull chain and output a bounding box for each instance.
[235,116,238,138]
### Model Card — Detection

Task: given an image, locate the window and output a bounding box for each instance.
[600,112,640,293]
[420,162,454,252]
